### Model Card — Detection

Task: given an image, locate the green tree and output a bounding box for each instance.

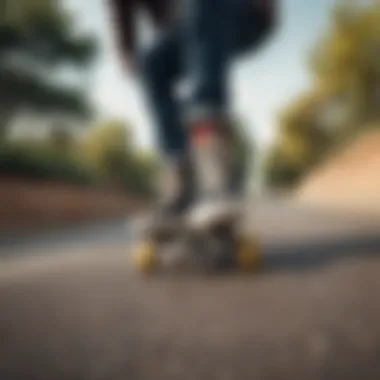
[263,91,334,188]
[48,121,75,153]
[310,0,380,130]
[263,0,380,189]
[81,119,158,196]
[0,0,97,136]
[262,143,303,189]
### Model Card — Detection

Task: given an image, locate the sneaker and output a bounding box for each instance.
[147,154,196,235]
[186,117,241,229]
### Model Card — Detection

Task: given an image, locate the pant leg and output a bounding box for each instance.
[138,26,187,158]
[180,0,270,123]
[137,0,264,158]
[179,0,244,123]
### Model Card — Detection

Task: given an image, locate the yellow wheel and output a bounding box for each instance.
[235,236,261,272]
[132,240,158,274]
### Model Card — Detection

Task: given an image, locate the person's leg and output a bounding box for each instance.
[180,0,237,122]
[181,0,266,120]
[177,0,242,209]
[138,27,195,219]
[138,27,186,158]
[180,0,265,202]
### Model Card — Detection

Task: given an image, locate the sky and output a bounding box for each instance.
[64,0,336,151]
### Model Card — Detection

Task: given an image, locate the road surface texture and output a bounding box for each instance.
[1,194,380,380]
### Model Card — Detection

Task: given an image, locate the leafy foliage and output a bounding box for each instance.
[263,0,380,188]
[0,0,97,130]
[80,119,158,196]
[0,142,98,186]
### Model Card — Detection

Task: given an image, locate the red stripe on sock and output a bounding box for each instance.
[191,123,216,146]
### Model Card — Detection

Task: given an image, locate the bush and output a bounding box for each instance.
[264,163,303,189]
[262,145,306,189]
[0,144,98,186]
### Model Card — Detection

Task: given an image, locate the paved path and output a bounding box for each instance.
[1,195,380,379]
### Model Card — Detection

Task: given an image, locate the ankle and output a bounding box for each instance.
[189,117,234,146]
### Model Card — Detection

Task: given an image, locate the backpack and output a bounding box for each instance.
[235,0,278,56]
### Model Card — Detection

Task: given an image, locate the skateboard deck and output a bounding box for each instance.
[131,201,260,275]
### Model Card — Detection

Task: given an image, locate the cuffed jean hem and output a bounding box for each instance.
[184,105,232,127]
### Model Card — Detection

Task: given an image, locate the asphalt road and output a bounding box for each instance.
[0,217,132,257]
[1,194,380,267]
[1,195,380,380]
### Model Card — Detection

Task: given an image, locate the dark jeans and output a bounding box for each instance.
[138,0,265,158]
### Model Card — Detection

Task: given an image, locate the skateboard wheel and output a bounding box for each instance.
[132,240,157,273]
[235,237,261,272]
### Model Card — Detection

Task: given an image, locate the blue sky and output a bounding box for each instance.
[65,0,336,150]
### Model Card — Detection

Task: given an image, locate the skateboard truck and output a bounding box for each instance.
[131,221,261,275]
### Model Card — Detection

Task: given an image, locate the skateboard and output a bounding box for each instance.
[131,201,261,275]
[132,118,258,274]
